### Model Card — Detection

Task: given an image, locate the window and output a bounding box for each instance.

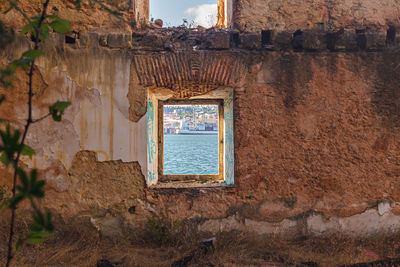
[158,100,224,182]
[146,88,234,187]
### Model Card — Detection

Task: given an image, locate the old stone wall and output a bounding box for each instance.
[1,26,400,238]
[0,0,147,32]
[231,0,400,32]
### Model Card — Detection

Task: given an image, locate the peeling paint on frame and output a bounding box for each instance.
[147,96,158,185]
[147,88,234,186]
[224,91,234,185]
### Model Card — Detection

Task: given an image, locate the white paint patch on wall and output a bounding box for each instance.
[199,206,400,237]
[31,50,147,172]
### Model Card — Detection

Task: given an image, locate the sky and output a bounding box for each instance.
[150,0,217,28]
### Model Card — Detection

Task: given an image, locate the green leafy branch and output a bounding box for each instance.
[0,1,72,266]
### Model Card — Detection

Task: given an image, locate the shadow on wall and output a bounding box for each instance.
[373,52,400,129]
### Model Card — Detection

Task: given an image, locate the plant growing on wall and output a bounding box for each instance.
[0,1,71,266]
[0,1,136,266]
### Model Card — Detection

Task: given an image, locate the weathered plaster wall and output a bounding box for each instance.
[0,0,146,32]
[1,27,400,238]
[3,0,399,34]
[232,0,400,32]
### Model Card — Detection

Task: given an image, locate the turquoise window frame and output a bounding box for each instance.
[146,89,234,186]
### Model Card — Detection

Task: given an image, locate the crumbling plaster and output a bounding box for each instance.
[232,0,400,32]
[1,1,400,237]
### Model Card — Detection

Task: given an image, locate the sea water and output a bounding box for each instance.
[163,134,219,175]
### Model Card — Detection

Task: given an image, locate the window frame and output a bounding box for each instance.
[146,88,234,187]
[157,99,224,182]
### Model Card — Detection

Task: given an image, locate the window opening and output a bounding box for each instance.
[149,0,226,28]
[158,99,224,182]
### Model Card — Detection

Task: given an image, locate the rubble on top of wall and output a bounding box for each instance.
[70,26,400,52]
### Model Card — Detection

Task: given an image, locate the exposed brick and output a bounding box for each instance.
[133,51,247,98]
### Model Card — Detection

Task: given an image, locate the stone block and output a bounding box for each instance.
[292,31,303,50]
[47,32,64,47]
[261,30,274,49]
[138,34,164,49]
[302,30,326,51]
[334,30,358,51]
[107,33,132,48]
[154,19,163,28]
[79,32,100,47]
[239,33,261,49]
[99,34,108,47]
[356,30,367,50]
[366,32,386,51]
[272,31,292,50]
[378,201,391,216]
[201,32,230,49]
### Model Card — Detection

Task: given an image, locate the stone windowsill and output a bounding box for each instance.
[150,180,233,189]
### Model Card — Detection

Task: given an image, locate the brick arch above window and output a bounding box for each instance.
[132,51,247,99]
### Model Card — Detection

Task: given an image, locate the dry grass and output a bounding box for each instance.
[1,214,400,267]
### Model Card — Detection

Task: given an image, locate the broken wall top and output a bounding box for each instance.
[0,0,147,32]
[2,0,400,34]
[232,0,400,32]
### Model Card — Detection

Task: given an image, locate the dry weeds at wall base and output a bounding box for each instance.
[0,1,74,266]
[2,218,400,266]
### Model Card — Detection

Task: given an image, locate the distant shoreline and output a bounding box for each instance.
[165,132,218,136]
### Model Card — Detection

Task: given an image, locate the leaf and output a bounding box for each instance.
[0,152,10,166]
[12,58,32,71]
[0,126,25,166]
[29,224,42,232]
[45,212,54,231]
[49,18,71,34]
[74,0,82,10]
[21,144,35,158]
[49,101,71,122]
[22,49,44,59]
[0,199,9,211]
[33,210,46,227]
[9,194,24,209]
[30,169,37,185]
[17,168,28,188]
[21,23,33,34]
[25,237,43,243]
[39,24,49,41]
[44,15,58,19]
[29,232,51,238]
[15,238,23,252]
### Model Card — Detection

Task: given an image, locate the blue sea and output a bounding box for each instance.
[163,134,219,175]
